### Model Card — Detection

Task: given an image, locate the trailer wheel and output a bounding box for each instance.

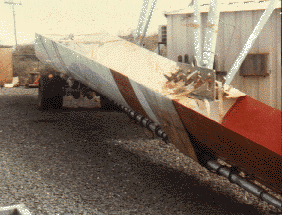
[100,96,120,112]
[72,81,81,99]
[73,91,81,99]
[38,75,49,110]
[38,75,64,110]
[49,94,64,110]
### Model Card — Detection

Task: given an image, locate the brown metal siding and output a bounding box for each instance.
[0,48,13,86]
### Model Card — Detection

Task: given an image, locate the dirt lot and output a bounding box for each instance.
[0,86,280,215]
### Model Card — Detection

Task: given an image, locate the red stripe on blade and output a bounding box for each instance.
[173,99,282,193]
[110,69,151,120]
[222,95,281,156]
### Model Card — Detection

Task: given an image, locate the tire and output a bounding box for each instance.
[48,95,64,110]
[100,96,121,112]
[73,91,81,99]
[38,75,64,110]
[38,75,49,110]
[72,81,81,99]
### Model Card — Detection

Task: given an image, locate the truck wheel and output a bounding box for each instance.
[38,75,49,110]
[73,91,81,99]
[38,75,64,110]
[100,96,120,112]
[49,94,64,110]
[72,81,81,99]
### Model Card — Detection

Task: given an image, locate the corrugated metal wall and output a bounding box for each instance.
[0,48,13,86]
[167,9,281,110]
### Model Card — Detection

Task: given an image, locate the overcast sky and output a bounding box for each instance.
[0,0,197,45]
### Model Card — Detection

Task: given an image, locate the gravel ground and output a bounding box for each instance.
[0,86,281,215]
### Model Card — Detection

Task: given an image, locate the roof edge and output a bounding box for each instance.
[164,1,281,16]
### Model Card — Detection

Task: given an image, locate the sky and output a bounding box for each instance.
[0,0,196,45]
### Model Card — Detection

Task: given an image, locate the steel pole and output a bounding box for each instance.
[201,0,220,69]
[225,0,279,85]
[134,0,149,44]
[193,0,202,66]
[139,0,158,46]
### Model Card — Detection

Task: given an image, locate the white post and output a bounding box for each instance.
[193,0,202,66]
[134,0,149,44]
[225,0,279,85]
[139,0,158,46]
[201,0,220,69]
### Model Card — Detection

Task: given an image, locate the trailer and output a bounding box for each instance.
[34,0,281,210]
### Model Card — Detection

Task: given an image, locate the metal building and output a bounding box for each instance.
[164,0,281,110]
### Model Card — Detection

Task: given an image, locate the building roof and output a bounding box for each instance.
[0,45,13,48]
[164,0,281,16]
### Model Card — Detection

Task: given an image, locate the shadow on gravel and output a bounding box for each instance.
[83,144,265,215]
[0,92,273,215]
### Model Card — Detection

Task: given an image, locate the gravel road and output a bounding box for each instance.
[0,87,281,215]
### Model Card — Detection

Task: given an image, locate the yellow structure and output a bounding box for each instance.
[0,47,13,86]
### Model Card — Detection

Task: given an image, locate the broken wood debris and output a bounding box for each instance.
[162,69,214,98]
[162,69,245,101]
